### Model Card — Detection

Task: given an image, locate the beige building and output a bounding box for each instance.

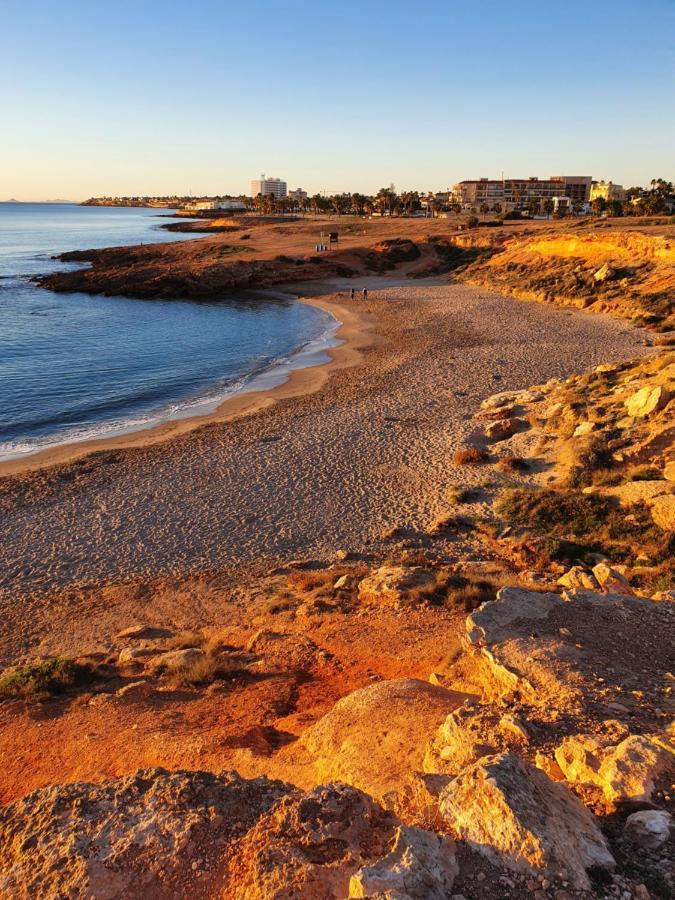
[288,188,308,201]
[452,175,592,209]
[250,176,287,198]
[589,180,625,203]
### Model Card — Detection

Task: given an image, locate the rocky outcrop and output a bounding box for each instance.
[438,752,615,889]
[0,768,290,899]
[357,567,438,608]
[349,825,458,899]
[555,730,675,802]
[299,678,466,798]
[226,782,396,899]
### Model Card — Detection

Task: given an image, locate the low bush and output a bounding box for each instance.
[453,447,489,465]
[497,456,529,473]
[0,658,97,701]
[629,465,662,481]
[168,654,242,689]
[446,485,482,503]
[445,574,498,612]
[496,487,674,565]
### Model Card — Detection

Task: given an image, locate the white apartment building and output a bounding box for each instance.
[250,177,287,198]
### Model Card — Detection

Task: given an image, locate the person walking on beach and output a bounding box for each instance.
[350,288,355,300]
[362,288,368,300]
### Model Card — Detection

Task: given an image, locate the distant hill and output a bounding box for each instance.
[0,199,76,204]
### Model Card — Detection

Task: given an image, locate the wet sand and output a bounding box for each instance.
[1,280,648,608]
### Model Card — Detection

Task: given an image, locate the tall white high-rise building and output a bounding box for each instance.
[250,176,287,198]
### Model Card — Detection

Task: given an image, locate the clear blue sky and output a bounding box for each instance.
[2,0,673,200]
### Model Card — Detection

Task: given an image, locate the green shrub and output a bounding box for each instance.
[496,487,674,564]
[0,658,96,701]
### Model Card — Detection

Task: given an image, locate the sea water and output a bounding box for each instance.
[0,203,337,459]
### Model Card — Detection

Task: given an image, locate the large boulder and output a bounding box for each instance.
[423,705,499,776]
[438,752,614,889]
[299,678,466,799]
[484,417,526,442]
[603,479,674,507]
[358,567,437,608]
[349,825,458,900]
[225,782,395,900]
[650,493,675,530]
[624,384,670,418]
[597,734,674,802]
[0,768,290,899]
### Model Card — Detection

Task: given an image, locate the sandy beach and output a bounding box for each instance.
[0,279,648,657]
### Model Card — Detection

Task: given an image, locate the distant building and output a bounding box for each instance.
[288,188,308,201]
[184,198,247,212]
[589,180,625,203]
[250,177,287,198]
[186,200,217,211]
[214,199,246,211]
[451,175,592,210]
[552,196,572,213]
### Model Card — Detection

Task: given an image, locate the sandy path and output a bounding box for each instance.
[1,282,646,606]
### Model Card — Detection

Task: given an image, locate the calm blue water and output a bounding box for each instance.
[0,204,335,458]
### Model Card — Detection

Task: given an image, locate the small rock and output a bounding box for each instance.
[594,263,617,283]
[573,421,595,437]
[499,715,529,743]
[592,563,635,597]
[623,810,672,849]
[557,566,600,592]
[147,648,205,673]
[118,647,147,664]
[358,566,437,608]
[115,625,157,640]
[115,680,149,699]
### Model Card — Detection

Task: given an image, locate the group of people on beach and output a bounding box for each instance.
[350,288,368,300]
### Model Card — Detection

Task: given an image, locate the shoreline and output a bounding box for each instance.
[0,292,375,478]
[0,281,650,609]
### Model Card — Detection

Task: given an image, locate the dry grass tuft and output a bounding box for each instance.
[164,630,206,651]
[446,485,481,503]
[497,456,530,473]
[287,570,338,593]
[453,447,489,465]
[444,574,498,612]
[167,653,243,690]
